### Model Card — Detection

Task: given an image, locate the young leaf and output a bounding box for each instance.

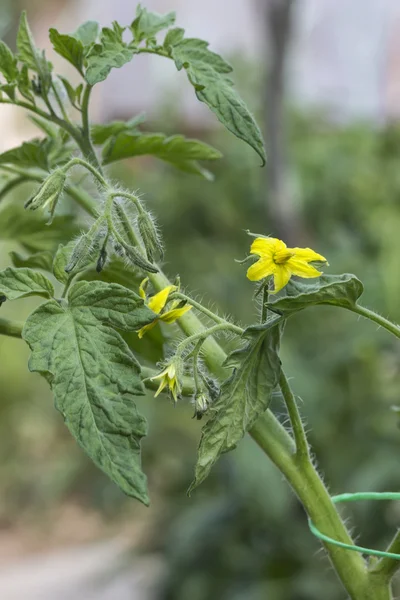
[0,267,54,301]
[49,29,84,74]
[0,204,79,253]
[168,37,266,165]
[189,323,282,492]
[72,21,99,47]
[0,82,16,101]
[17,64,35,103]
[102,132,222,178]
[85,22,136,86]
[58,76,82,109]
[23,280,157,503]
[267,274,364,315]
[131,5,176,42]
[0,139,50,170]
[0,40,18,82]
[9,250,54,272]
[163,27,185,51]
[91,113,146,145]
[17,11,52,93]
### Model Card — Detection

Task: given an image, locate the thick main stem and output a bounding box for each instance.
[73,105,393,599]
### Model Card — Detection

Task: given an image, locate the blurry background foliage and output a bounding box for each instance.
[0,1,399,600]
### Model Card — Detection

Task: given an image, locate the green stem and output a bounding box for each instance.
[72,109,393,598]
[63,157,108,188]
[250,417,390,600]
[175,323,241,357]
[348,304,400,340]
[110,191,145,214]
[0,99,87,153]
[370,530,400,581]
[0,175,31,202]
[80,84,99,169]
[0,317,24,338]
[279,370,310,461]
[172,291,243,332]
[261,284,269,323]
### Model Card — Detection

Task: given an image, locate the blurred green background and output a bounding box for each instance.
[0,1,399,599]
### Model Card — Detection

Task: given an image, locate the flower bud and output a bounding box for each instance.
[65,220,105,274]
[137,212,163,261]
[25,169,66,212]
[120,241,159,273]
[192,392,209,420]
[96,245,108,273]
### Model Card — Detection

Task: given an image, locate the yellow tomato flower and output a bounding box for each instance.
[137,278,192,338]
[151,363,180,402]
[246,237,328,293]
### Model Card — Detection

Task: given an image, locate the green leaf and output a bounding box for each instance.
[0,139,50,170]
[85,22,136,86]
[0,82,16,101]
[163,27,185,51]
[189,323,282,492]
[17,64,35,103]
[58,76,81,109]
[102,132,222,178]
[23,280,157,503]
[91,113,146,145]
[72,21,99,47]
[49,29,84,74]
[0,204,79,253]
[169,37,266,165]
[131,5,176,42]
[17,11,52,92]
[0,267,54,301]
[9,250,54,272]
[0,40,18,82]
[267,274,364,315]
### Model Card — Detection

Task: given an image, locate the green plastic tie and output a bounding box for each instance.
[309,492,400,560]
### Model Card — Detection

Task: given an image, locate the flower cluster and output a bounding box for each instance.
[137,278,191,338]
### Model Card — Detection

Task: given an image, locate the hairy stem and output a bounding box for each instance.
[279,370,310,461]
[63,157,108,188]
[251,417,390,600]
[348,304,400,339]
[71,101,394,598]
[0,317,24,338]
[370,529,400,581]
[172,291,243,332]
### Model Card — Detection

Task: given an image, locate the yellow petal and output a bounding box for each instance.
[147,285,176,314]
[272,265,291,293]
[154,376,168,397]
[289,247,327,264]
[160,304,192,324]
[139,277,149,300]
[250,237,279,258]
[137,320,157,338]
[246,257,275,281]
[287,258,322,278]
